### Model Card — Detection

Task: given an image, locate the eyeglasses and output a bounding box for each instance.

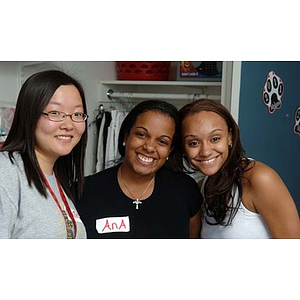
[42,111,89,123]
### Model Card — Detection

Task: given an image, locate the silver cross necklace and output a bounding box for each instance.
[119,166,155,209]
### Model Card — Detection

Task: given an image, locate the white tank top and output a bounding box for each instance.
[200,177,271,239]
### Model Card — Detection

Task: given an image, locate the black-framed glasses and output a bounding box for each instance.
[42,111,89,123]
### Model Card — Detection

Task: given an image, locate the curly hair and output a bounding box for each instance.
[179,99,251,226]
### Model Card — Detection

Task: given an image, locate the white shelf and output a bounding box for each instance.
[99,80,222,87]
[98,80,222,109]
[97,62,233,111]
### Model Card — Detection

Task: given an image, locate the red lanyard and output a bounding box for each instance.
[43,174,77,239]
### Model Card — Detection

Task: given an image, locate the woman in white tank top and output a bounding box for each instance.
[179,99,300,238]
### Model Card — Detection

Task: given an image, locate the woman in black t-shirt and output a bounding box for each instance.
[76,100,202,238]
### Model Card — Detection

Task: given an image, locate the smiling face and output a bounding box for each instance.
[182,110,232,176]
[34,85,86,173]
[123,110,175,178]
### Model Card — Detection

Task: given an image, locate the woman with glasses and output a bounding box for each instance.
[0,70,88,239]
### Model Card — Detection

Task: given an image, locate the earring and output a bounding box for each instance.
[229,144,232,149]
[166,157,169,161]
[122,142,126,146]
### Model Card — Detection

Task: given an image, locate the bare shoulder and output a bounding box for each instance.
[244,160,282,186]
[244,160,295,212]
[244,160,300,238]
[243,160,292,212]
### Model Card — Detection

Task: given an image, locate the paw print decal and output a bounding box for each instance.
[294,106,300,137]
[263,71,284,114]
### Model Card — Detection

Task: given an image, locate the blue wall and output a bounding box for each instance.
[238,61,300,212]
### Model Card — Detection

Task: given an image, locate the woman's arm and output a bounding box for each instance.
[248,162,300,238]
[0,186,16,238]
[190,209,202,238]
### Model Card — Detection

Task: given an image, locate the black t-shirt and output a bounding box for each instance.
[76,165,202,238]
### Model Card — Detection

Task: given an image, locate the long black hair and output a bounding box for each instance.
[179,99,251,226]
[1,70,88,201]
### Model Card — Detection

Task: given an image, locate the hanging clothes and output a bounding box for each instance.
[95,112,106,172]
[95,111,112,172]
[104,110,127,169]
[94,106,127,173]
[105,110,117,169]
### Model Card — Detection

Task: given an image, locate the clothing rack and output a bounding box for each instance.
[106,89,221,101]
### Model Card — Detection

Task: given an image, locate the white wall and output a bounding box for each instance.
[0,61,20,107]
[230,61,242,123]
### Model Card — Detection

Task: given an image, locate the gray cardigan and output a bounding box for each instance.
[0,152,86,239]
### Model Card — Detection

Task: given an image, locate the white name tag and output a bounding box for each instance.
[96,216,130,234]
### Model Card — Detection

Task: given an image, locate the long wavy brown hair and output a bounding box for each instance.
[179,99,251,226]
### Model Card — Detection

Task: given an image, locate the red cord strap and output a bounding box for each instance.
[43,174,77,239]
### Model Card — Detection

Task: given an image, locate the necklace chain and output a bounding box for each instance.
[119,166,155,209]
